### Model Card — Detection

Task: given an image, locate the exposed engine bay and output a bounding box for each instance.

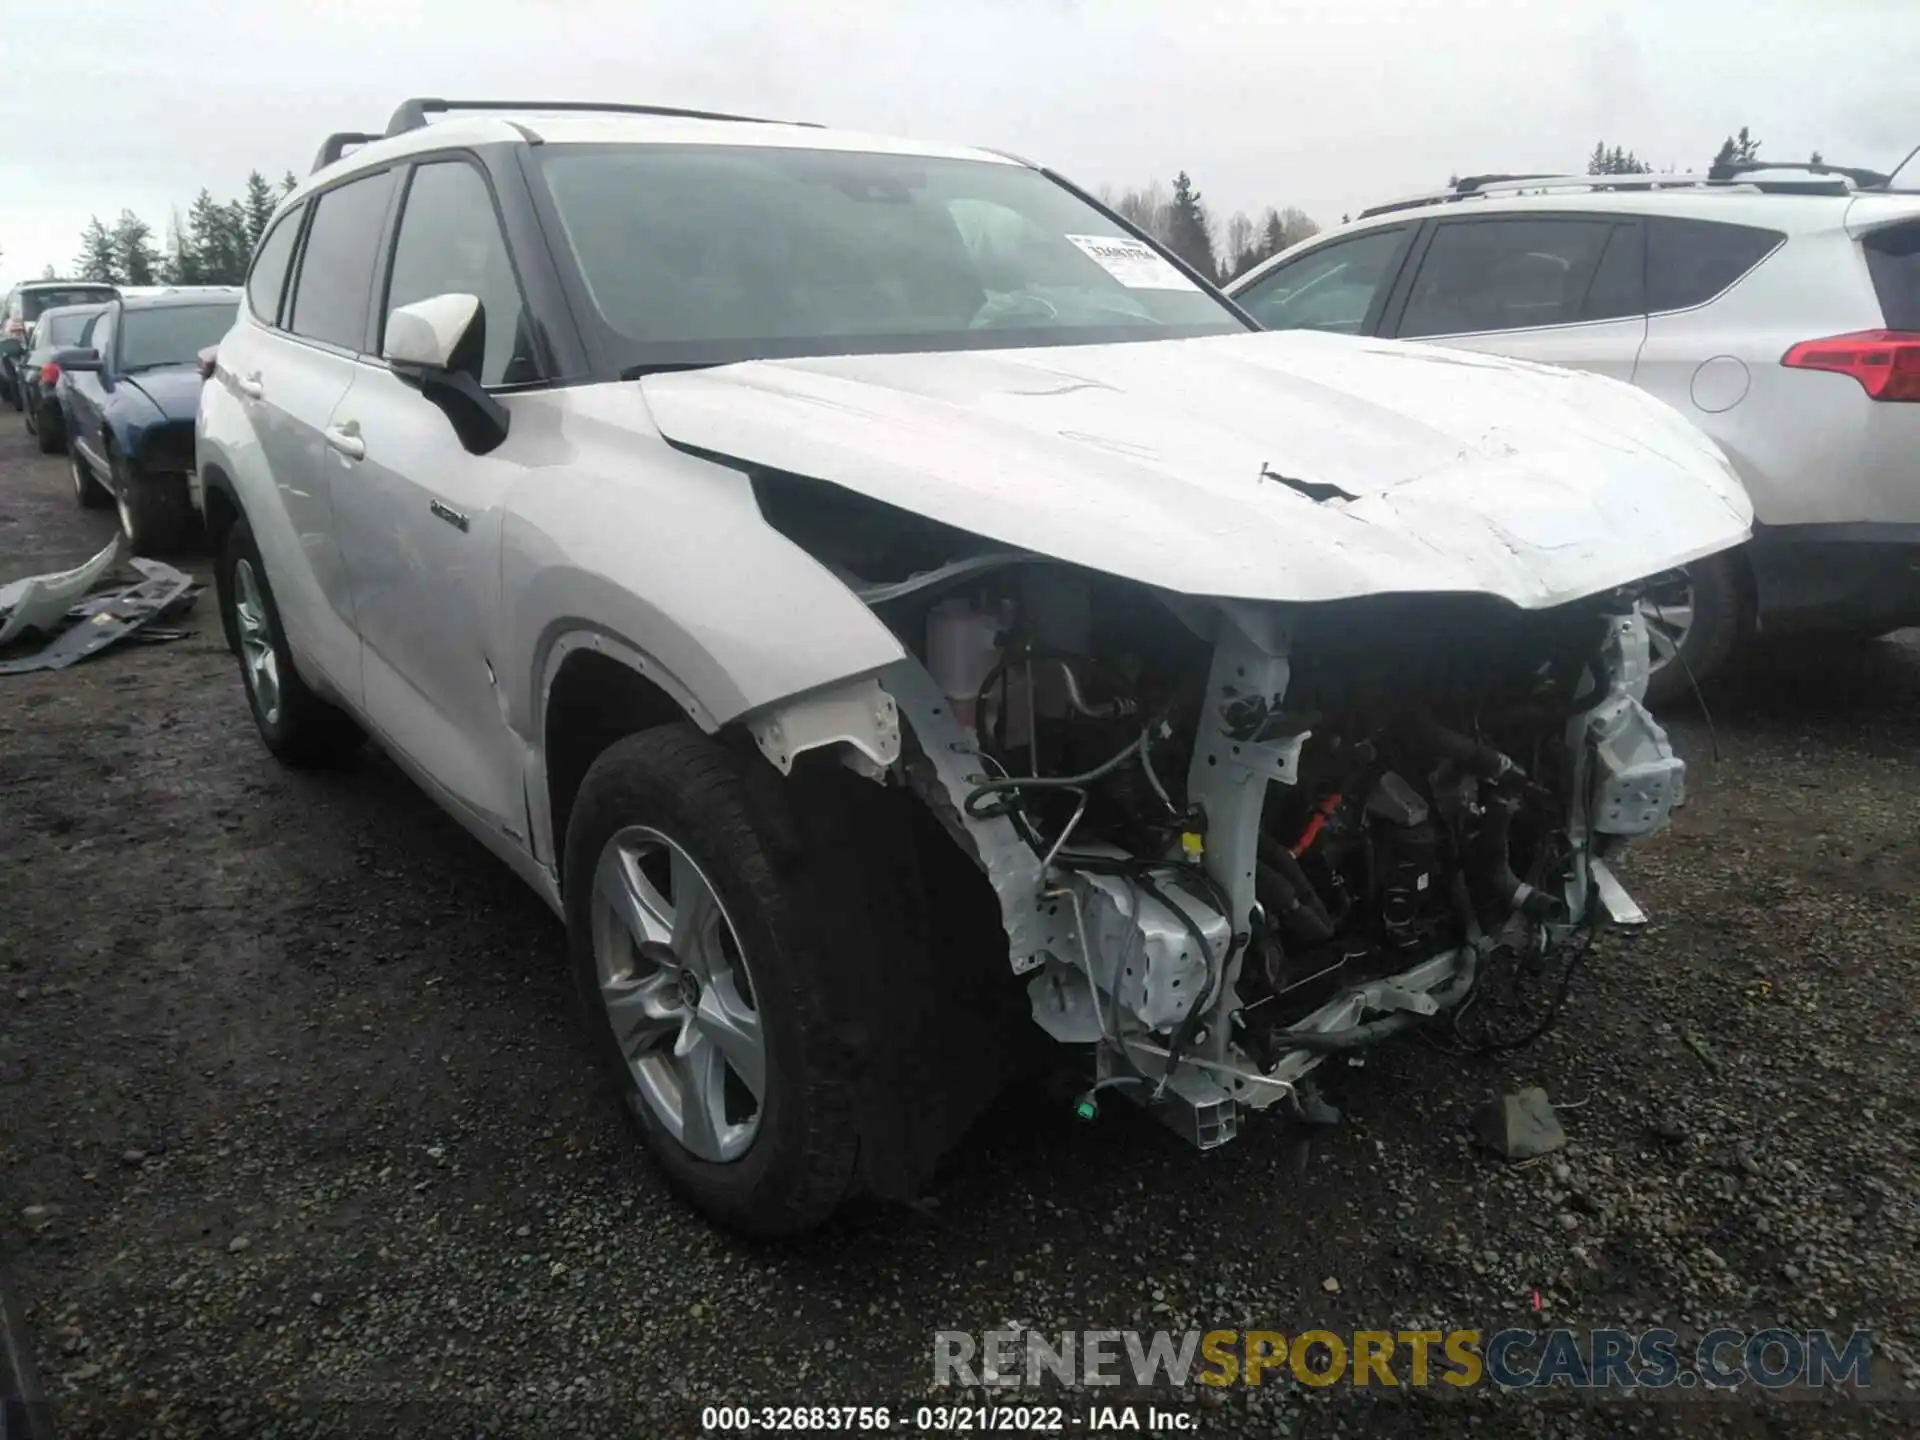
[756,475,1687,1147]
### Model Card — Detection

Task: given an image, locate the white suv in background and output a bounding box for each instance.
[1229,161,1920,700]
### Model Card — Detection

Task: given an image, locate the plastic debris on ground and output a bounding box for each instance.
[0,538,201,676]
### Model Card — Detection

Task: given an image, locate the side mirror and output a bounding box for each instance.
[382,293,509,456]
[51,347,101,372]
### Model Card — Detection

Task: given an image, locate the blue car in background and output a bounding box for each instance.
[58,289,240,554]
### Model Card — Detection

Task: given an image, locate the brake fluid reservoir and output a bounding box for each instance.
[926,598,1002,732]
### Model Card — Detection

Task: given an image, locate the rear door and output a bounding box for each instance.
[1380,214,1647,380]
[240,169,399,701]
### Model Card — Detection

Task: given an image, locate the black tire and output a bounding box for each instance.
[20,392,36,436]
[69,444,110,508]
[218,516,362,767]
[33,401,63,455]
[1643,548,1748,708]
[564,727,860,1236]
[107,443,196,556]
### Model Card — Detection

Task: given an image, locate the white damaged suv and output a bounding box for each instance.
[198,99,1751,1234]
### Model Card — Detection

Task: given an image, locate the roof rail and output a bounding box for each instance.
[312,131,381,174]
[1707,157,1892,188]
[1356,168,1863,219]
[382,97,820,139]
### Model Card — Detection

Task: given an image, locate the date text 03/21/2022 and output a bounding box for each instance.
[699,1404,1196,1432]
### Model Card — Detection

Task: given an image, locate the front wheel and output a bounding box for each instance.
[218,516,362,767]
[108,445,195,556]
[69,445,110,508]
[564,727,860,1236]
[1641,549,1749,707]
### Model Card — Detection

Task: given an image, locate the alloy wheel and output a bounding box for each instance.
[231,558,282,726]
[590,826,765,1163]
[1636,568,1695,677]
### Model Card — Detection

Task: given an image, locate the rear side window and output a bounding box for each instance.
[247,204,305,326]
[1397,219,1624,338]
[1646,217,1781,313]
[288,170,397,351]
[1863,223,1920,330]
[1235,228,1410,335]
[23,287,116,321]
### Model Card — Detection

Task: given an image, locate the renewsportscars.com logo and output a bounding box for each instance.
[933,1327,1878,1394]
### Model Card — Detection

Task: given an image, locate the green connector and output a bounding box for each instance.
[1072,1093,1099,1122]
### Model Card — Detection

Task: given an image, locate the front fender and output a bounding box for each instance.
[499,386,907,747]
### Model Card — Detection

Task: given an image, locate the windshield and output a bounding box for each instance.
[39,309,100,348]
[24,287,116,321]
[117,303,238,372]
[538,145,1246,370]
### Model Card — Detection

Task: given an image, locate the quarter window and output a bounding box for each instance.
[1236,228,1408,334]
[288,170,397,351]
[1645,217,1783,313]
[247,204,305,326]
[383,161,538,385]
[1397,219,1627,338]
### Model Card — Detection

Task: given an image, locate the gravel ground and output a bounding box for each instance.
[1,410,1916,1439]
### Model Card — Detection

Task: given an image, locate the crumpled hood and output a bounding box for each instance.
[123,366,204,422]
[641,329,1753,609]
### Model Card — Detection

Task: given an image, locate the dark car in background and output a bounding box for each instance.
[18,302,109,453]
[2,279,120,408]
[57,289,240,553]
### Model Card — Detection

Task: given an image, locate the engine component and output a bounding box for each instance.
[925,597,1004,731]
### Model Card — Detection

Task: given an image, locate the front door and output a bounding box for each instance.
[326,155,546,847]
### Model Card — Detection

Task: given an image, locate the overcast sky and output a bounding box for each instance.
[2,0,1915,282]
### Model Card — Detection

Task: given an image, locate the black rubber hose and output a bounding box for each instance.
[1256,836,1337,934]
[1255,860,1335,943]
[1473,799,1561,921]
[1396,717,1525,785]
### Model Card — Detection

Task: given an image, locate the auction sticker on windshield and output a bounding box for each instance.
[1064,235,1200,291]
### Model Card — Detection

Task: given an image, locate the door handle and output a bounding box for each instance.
[236,372,264,399]
[324,422,365,461]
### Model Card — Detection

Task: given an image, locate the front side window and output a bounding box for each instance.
[289,169,397,351]
[538,145,1246,371]
[1397,218,1623,338]
[383,161,537,385]
[39,309,101,348]
[1234,228,1409,334]
[248,204,305,326]
[118,303,241,372]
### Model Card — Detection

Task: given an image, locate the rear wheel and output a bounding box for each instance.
[32,399,63,455]
[1641,549,1748,707]
[564,727,860,1236]
[20,393,36,436]
[219,516,362,767]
